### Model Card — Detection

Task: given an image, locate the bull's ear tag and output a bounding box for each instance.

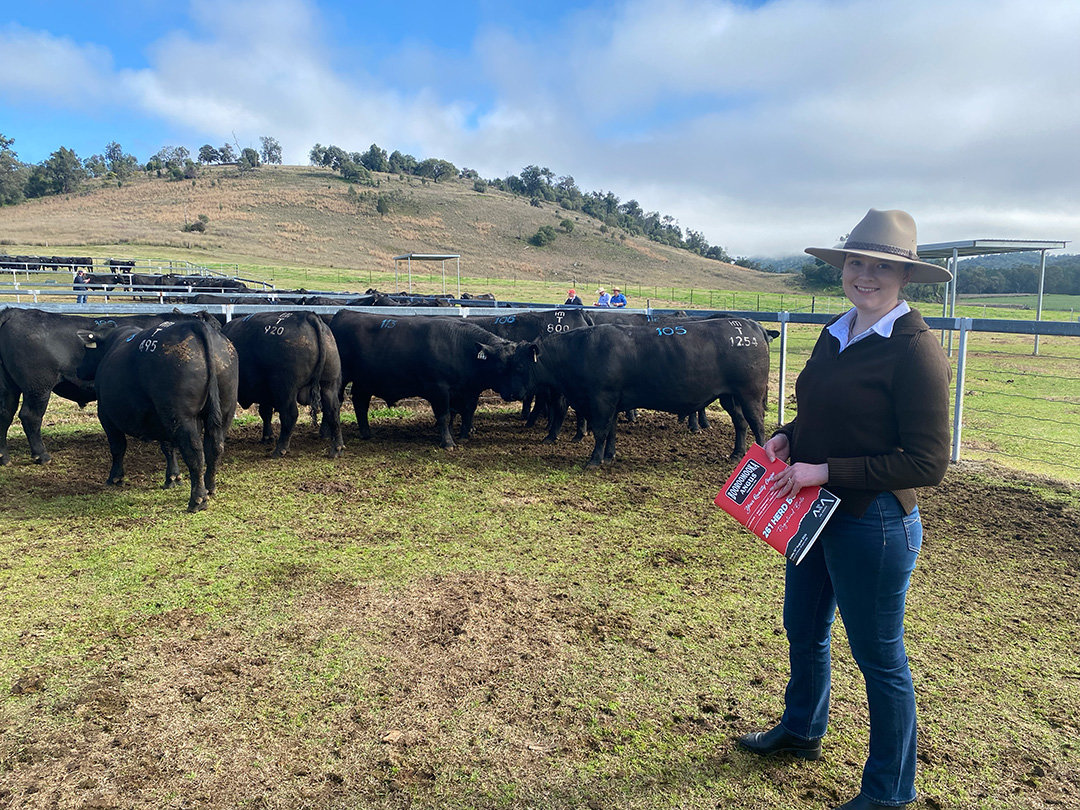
[477,349,487,360]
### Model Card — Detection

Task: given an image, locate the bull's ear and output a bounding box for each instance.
[76,329,97,349]
[475,341,496,360]
[530,341,541,363]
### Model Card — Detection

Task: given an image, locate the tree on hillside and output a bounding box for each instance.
[83,153,108,178]
[219,143,237,163]
[238,147,260,173]
[104,141,139,178]
[259,136,282,165]
[0,134,27,205]
[198,144,221,164]
[415,158,456,182]
[520,165,554,198]
[360,143,389,173]
[388,150,417,175]
[25,147,86,197]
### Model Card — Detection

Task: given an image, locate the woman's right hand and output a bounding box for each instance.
[763,433,790,464]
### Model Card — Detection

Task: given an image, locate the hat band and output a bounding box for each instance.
[843,240,919,262]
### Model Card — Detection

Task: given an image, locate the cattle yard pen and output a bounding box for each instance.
[2,299,1077,484]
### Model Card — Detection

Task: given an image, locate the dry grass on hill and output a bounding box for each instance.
[0,165,793,292]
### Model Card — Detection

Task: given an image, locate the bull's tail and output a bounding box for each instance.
[198,322,225,436]
[300,312,327,422]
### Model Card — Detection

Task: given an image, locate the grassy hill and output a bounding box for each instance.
[0,165,794,297]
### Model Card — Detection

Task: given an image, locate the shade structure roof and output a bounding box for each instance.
[917,239,1068,259]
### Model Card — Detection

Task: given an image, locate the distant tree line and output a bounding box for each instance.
[0,133,283,205]
[486,164,735,263]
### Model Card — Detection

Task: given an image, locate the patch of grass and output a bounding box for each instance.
[0,401,1076,809]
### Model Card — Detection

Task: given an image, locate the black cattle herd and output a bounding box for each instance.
[0,300,777,512]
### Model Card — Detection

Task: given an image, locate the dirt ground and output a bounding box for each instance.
[1,409,1078,809]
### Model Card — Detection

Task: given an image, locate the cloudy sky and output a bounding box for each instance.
[1,0,1077,257]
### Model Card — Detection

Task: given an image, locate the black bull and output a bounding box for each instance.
[222,311,345,458]
[330,310,518,449]
[506,317,772,467]
[0,308,199,465]
[76,318,239,512]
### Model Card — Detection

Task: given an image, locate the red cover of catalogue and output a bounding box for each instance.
[714,444,841,565]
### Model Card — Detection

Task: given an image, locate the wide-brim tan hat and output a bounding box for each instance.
[805,208,951,284]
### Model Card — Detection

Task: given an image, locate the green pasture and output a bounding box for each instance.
[1,399,1077,809]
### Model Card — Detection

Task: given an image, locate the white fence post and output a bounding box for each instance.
[776,311,790,427]
[951,317,972,463]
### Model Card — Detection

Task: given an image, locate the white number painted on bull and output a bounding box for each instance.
[729,335,759,347]
[547,323,571,333]
[139,339,158,352]
[380,319,397,329]
[264,325,285,336]
[656,326,687,336]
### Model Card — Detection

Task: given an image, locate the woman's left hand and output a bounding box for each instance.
[770,462,828,499]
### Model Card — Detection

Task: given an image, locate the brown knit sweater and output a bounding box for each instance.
[776,309,952,517]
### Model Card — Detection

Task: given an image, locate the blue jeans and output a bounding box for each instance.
[780,492,922,806]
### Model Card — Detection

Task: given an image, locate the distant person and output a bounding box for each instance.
[73,268,88,304]
[564,288,583,306]
[595,288,611,307]
[610,287,627,307]
[736,209,952,810]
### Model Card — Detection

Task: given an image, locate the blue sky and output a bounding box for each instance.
[2,0,1078,256]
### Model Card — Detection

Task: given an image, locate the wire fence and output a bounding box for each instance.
[763,315,1080,482]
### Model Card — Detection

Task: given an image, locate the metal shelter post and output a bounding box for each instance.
[951,318,972,463]
[947,247,959,356]
[1034,249,1047,356]
[776,312,790,426]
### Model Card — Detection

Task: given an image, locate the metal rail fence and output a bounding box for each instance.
[2,300,1077,478]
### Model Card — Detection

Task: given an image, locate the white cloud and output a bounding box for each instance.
[0,25,116,108]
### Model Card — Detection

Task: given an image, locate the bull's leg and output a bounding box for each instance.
[602,419,618,462]
[719,394,750,459]
[457,394,480,440]
[258,402,275,444]
[352,390,373,440]
[173,422,208,512]
[524,388,544,428]
[572,408,587,443]
[520,394,533,421]
[19,391,54,464]
[203,421,226,500]
[736,391,767,453]
[319,384,345,458]
[273,395,300,458]
[586,409,617,468]
[698,408,711,430]
[431,395,456,449]
[542,394,568,444]
[0,383,18,465]
[686,411,700,433]
[160,442,182,488]
[102,422,127,486]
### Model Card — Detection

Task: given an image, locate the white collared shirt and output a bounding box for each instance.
[827,300,911,352]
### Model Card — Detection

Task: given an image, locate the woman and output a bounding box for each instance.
[737,209,952,810]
